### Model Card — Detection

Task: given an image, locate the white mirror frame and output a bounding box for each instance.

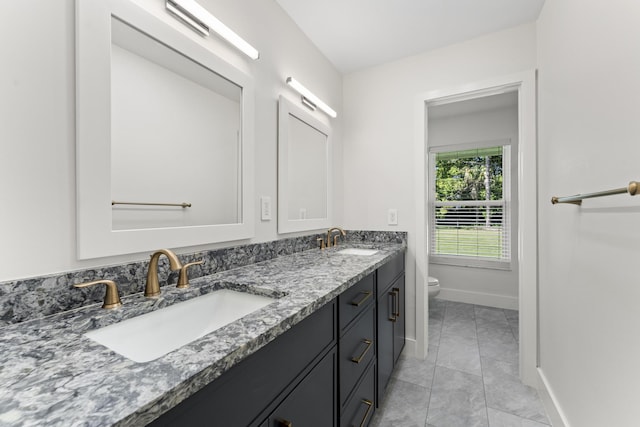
[277,95,332,234]
[76,0,254,259]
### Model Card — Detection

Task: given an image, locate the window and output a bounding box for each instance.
[429,142,511,268]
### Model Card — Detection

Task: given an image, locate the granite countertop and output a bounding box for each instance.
[0,242,405,427]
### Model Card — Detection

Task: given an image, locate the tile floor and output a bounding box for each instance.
[370,299,551,427]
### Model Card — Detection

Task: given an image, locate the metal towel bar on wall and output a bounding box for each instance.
[111,201,192,208]
[551,181,639,206]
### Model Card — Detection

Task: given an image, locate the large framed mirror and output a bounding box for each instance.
[277,96,332,234]
[76,0,254,259]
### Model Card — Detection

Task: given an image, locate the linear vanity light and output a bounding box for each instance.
[166,0,260,60]
[286,77,337,118]
[166,0,209,36]
[300,96,317,111]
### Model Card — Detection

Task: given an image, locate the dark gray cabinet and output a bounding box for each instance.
[376,253,406,405]
[338,272,376,427]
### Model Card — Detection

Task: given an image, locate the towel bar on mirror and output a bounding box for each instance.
[111,201,192,208]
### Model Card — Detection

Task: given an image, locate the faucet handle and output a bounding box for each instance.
[74,280,122,309]
[317,237,326,250]
[177,260,204,289]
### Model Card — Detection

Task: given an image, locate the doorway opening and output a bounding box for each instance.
[414,71,538,385]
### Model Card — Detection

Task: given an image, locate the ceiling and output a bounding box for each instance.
[275,0,545,74]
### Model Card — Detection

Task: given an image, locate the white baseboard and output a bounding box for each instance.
[436,288,518,310]
[403,337,418,358]
[537,368,570,427]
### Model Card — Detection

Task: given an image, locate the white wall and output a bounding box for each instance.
[428,105,519,309]
[537,1,640,426]
[343,23,536,347]
[0,0,342,282]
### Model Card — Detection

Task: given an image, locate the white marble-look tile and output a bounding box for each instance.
[392,347,437,388]
[475,306,509,325]
[482,357,550,424]
[370,378,429,427]
[477,326,519,364]
[429,299,446,321]
[444,301,476,321]
[509,322,520,342]
[503,309,519,322]
[436,333,482,376]
[427,366,488,427]
[481,356,519,383]
[442,316,478,339]
[429,318,443,347]
[487,407,550,426]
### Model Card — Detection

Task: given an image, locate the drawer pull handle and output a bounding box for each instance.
[278,420,293,427]
[393,287,401,318]
[351,339,373,363]
[388,290,397,322]
[349,290,372,307]
[353,399,374,427]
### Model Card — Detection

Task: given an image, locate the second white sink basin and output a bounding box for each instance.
[336,248,379,256]
[85,289,275,363]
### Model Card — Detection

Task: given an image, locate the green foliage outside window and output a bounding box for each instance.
[435,147,503,202]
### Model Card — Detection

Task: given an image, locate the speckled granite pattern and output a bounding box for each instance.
[0,233,405,427]
[1,232,404,326]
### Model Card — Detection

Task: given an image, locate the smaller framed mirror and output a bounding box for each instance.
[278,96,332,234]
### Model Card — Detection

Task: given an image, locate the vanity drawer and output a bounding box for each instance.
[267,347,337,427]
[377,253,404,296]
[340,360,376,427]
[339,304,375,407]
[339,273,374,332]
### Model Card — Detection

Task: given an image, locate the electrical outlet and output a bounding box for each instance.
[261,196,272,221]
[388,209,398,225]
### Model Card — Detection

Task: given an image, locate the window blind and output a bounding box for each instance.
[431,200,510,261]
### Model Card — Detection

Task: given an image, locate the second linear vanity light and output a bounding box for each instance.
[166,0,259,60]
[286,77,337,118]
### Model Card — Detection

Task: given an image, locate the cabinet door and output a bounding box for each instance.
[376,288,394,405]
[269,347,337,427]
[392,274,406,364]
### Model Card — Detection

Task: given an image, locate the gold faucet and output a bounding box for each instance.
[74,279,122,309]
[145,249,183,297]
[326,227,346,248]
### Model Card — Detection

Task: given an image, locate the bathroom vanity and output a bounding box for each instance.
[151,252,404,426]
[0,239,405,426]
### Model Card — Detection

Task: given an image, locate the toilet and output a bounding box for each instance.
[428,276,440,299]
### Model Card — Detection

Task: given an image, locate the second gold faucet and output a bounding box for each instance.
[145,249,183,297]
[318,227,346,249]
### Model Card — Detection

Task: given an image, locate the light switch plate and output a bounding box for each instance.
[388,209,398,225]
[261,196,272,221]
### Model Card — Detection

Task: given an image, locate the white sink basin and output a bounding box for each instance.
[336,248,379,256]
[85,289,275,363]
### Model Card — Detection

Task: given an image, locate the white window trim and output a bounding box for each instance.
[428,139,512,270]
